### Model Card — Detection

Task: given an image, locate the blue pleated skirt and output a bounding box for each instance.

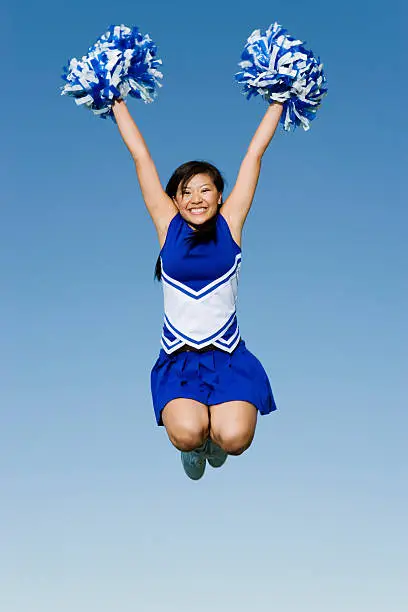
[150,340,277,425]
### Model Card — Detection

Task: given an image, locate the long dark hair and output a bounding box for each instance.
[154,161,225,281]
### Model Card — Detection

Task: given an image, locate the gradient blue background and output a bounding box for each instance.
[1,1,406,610]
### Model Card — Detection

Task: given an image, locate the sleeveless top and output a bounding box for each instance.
[159,212,242,354]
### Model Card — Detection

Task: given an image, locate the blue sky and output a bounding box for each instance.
[1,1,406,610]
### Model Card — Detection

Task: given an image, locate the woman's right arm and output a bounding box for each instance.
[112,100,177,242]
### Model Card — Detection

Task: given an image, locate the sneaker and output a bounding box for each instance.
[205,439,228,468]
[181,447,206,480]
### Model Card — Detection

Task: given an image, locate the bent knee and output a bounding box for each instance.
[162,400,209,451]
[168,425,209,452]
[212,430,254,456]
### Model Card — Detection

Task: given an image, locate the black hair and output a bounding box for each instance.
[154,161,225,281]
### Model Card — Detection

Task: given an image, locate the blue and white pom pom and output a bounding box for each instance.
[61,25,163,118]
[235,23,327,131]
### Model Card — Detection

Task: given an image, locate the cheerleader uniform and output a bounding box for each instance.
[151,212,277,425]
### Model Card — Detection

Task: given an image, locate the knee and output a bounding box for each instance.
[212,430,254,456]
[170,424,209,452]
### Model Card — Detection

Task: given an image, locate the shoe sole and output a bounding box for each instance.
[207,457,228,468]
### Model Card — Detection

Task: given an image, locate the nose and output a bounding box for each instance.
[191,190,203,204]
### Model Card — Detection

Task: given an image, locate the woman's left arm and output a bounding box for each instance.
[221,102,283,243]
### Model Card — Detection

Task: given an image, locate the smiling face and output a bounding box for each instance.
[173,173,222,226]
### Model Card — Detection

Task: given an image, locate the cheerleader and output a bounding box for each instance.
[62,23,326,479]
[112,99,282,479]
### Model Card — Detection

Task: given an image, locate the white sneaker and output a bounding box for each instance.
[205,439,228,468]
[181,446,206,480]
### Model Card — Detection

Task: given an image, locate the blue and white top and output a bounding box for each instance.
[159,213,242,354]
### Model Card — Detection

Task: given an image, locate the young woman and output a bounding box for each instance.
[113,99,282,480]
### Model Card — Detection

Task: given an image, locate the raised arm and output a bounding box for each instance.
[112,100,177,244]
[220,102,283,244]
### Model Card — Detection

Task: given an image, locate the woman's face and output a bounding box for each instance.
[173,173,222,226]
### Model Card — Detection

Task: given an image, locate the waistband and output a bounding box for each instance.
[171,343,219,357]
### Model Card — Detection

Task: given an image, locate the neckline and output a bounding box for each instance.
[179,211,219,233]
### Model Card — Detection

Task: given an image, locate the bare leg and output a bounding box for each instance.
[209,401,258,455]
[162,398,210,451]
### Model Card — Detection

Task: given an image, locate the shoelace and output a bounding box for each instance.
[186,449,205,467]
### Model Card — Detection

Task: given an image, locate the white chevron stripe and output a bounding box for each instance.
[213,334,241,353]
[163,271,239,343]
[215,325,240,347]
[160,332,182,347]
[161,253,241,298]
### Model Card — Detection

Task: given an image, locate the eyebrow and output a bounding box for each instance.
[182,183,212,190]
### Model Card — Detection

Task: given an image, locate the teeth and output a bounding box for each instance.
[190,208,206,214]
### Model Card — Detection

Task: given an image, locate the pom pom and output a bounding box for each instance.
[61,25,163,118]
[235,23,327,131]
